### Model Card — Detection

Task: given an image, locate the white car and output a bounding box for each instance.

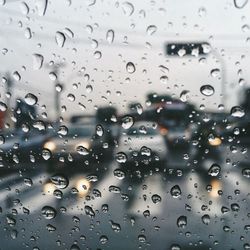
[116,121,168,168]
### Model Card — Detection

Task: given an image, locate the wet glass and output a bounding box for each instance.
[0,0,250,249]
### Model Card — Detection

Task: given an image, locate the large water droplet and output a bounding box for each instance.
[32,54,44,70]
[151,194,162,204]
[242,168,250,178]
[55,32,66,48]
[121,2,134,16]
[170,185,182,198]
[19,2,29,15]
[25,93,38,105]
[234,0,248,8]
[51,174,69,189]
[106,29,114,44]
[13,71,21,81]
[210,68,221,78]
[36,0,48,16]
[201,214,210,225]
[99,235,108,245]
[121,115,134,129]
[116,152,127,163]
[200,85,214,96]
[57,125,68,136]
[208,164,221,176]
[113,169,126,180]
[84,205,95,218]
[96,124,104,136]
[180,90,190,102]
[41,206,57,219]
[231,106,245,118]
[177,216,187,228]
[42,149,51,160]
[76,146,89,155]
[146,25,157,35]
[126,62,136,73]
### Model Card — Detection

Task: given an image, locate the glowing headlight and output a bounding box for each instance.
[209,179,222,198]
[44,141,56,152]
[75,141,90,150]
[43,182,56,194]
[75,178,91,197]
[208,137,222,146]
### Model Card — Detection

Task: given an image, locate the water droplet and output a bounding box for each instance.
[20,2,29,15]
[86,84,93,93]
[99,235,108,245]
[234,0,248,8]
[208,164,221,176]
[70,244,80,250]
[121,2,134,16]
[177,216,187,228]
[146,25,157,35]
[180,90,190,102]
[242,168,250,178]
[41,206,57,219]
[36,0,48,16]
[13,71,21,81]
[210,68,221,78]
[96,124,104,136]
[121,115,134,129]
[42,149,51,160]
[201,214,210,225]
[76,146,89,155]
[24,93,38,105]
[33,120,46,130]
[55,32,66,48]
[126,62,136,73]
[116,152,127,163]
[110,221,121,232]
[138,234,146,242]
[170,244,181,250]
[51,174,69,189]
[46,224,56,232]
[198,6,206,17]
[0,102,7,112]
[231,203,240,211]
[200,85,214,96]
[24,178,33,187]
[24,27,32,39]
[102,204,109,213]
[49,72,57,81]
[57,125,68,136]
[113,169,126,180]
[32,54,44,70]
[0,135,5,145]
[84,205,95,218]
[151,194,162,204]
[231,106,245,118]
[170,185,182,198]
[109,185,121,193]
[106,29,114,44]
[94,51,102,59]
[160,75,168,84]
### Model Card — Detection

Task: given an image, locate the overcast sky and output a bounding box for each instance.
[0,0,250,120]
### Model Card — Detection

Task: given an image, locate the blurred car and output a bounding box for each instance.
[43,124,114,173]
[0,128,54,169]
[191,120,224,172]
[115,121,168,173]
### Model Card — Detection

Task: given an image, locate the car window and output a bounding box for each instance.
[1,1,250,250]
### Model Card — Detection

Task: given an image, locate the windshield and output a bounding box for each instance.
[0,1,250,250]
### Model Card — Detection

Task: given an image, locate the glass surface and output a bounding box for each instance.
[0,0,250,249]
